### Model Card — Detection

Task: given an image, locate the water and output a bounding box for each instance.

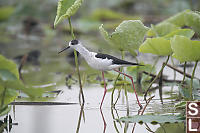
[1,31,199,133]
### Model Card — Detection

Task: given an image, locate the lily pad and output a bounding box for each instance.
[99,20,149,55]
[147,23,180,37]
[164,29,194,40]
[117,115,184,124]
[185,11,200,35]
[139,37,172,56]
[171,35,200,62]
[54,0,83,27]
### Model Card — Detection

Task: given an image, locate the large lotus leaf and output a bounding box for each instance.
[0,86,18,106]
[147,23,180,37]
[139,37,172,56]
[161,9,191,26]
[99,20,149,55]
[184,11,200,35]
[0,55,19,79]
[0,105,11,117]
[0,69,17,82]
[118,115,184,123]
[171,35,200,62]
[54,0,83,27]
[147,10,192,37]
[164,29,194,40]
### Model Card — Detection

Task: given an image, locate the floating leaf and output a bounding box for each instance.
[139,37,172,56]
[117,115,184,123]
[147,23,180,37]
[0,55,19,79]
[185,11,200,35]
[54,0,83,27]
[155,123,184,133]
[171,35,200,62]
[99,20,149,55]
[164,29,194,39]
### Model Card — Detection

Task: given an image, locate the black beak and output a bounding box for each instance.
[58,46,70,54]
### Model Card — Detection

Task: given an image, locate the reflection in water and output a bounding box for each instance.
[76,104,84,133]
[111,107,121,133]
[100,109,106,133]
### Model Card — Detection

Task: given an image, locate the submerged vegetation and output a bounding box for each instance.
[0,0,200,132]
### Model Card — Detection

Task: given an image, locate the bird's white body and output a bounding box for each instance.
[71,43,127,71]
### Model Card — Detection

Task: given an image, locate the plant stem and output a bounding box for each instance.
[190,61,198,99]
[121,51,129,113]
[68,17,85,104]
[111,72,121,107]
[144,55,170,101]
[182,62,187,84]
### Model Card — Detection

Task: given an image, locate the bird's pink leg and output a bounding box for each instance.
[100,71,107,109]
[114,69,143,109]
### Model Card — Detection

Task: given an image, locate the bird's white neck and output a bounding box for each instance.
[74,44,91,58]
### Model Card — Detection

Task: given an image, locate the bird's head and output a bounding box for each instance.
[58,39,81,54]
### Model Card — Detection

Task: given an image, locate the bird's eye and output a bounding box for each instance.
[71,39,79,45]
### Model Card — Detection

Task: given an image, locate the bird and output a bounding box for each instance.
[58,39,143,109]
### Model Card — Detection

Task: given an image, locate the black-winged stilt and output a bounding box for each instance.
[59,39,143,109]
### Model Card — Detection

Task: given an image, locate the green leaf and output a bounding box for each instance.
[164,29,195,39]
[54,0,83,27]
[0,87,19,106]
[0,55,19,79]
[139,37,172,56]
[155,123,184,133]
[20,87,44,99]
[127,64,156,82]
[175,101,186,109]
[171,35,200,62]
[147,23,180,37]
[99,20,149,55]
[161,10,190,27]
[0,69,17,82]
[0,106,11,117]
[179,85,190,99]
[185,11,200,35]
[117,115,184,123]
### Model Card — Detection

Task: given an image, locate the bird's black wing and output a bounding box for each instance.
[95,53,141,65]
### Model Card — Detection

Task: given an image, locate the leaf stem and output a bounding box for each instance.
[190,61,198,99]
[68,17,85,104]
[121,51,129,114]
[182,62,187,84]
[144,55,170,101]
